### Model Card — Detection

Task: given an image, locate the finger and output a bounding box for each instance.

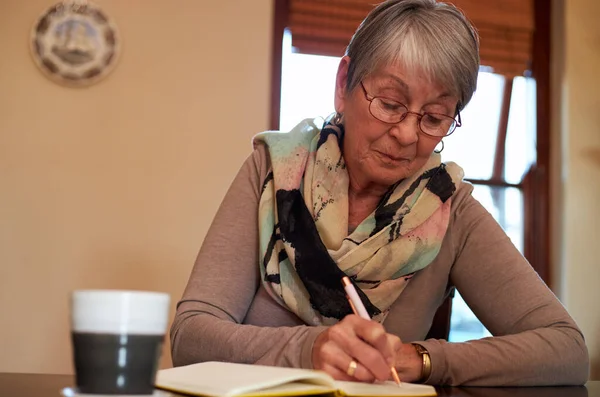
[329,318,392,381]
[352,318,391,357]
[385,333,403,367]
[344,333,391,381]
[322,358,375,383]
[321,362,355,382]
[333,352,377,383]
[317,337,377,382]
[355,319,402,369]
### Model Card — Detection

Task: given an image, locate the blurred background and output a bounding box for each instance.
[0,0,598,380]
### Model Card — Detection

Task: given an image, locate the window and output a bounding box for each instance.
[279,32,338,131]
[446,75,536,342]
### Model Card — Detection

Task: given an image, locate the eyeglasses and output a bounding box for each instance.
[360,81,461,137]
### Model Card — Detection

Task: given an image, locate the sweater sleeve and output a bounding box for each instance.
[418,184,589,386]
[169,146,326,369]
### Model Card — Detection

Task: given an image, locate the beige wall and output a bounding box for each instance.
[554,0,600,380]
[0,0,272,373]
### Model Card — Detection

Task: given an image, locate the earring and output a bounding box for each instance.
[332,112,343,125]
[434,140,445,154]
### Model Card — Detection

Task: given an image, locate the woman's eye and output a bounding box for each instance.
[423,114,443,126]
[380,100,403,111]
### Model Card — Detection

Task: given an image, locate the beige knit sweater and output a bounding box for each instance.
[170,145,589,386]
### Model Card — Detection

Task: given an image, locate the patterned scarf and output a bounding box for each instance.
[253,118,464,326]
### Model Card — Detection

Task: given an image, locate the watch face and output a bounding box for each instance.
[31,1,120,87]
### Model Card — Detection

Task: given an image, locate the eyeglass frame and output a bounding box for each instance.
[359,81,462,138]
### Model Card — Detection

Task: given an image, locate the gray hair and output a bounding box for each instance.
[345,0,480,112]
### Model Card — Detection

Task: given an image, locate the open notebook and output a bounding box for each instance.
[155,361,436,397]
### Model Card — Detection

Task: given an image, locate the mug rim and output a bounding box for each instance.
[72,289,169,299]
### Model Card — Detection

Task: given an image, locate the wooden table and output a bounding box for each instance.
[0,373,598,397]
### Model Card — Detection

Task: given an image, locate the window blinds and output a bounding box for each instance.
[287,0,534,76]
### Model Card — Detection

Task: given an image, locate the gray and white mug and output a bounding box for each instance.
[70,290,170,395]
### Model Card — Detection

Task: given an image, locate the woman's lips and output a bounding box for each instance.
[376,150,410,162]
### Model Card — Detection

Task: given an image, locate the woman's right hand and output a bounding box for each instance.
[312,314,402,382]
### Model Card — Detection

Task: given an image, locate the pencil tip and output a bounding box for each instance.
[391,367,402,387]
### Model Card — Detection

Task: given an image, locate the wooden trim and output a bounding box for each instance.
[492,78,514,180]
[525,0,552,285]
[270,0,289,131]
[490,78,514,231]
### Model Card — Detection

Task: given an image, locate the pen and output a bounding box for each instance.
[341,276,402,387]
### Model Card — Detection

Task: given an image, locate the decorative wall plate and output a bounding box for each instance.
[30,1,120,87]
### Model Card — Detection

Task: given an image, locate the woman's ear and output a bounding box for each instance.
[334,56,351,114]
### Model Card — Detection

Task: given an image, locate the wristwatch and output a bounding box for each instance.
[412,343,432,383]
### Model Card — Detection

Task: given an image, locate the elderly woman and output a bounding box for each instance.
[170,0,589,386]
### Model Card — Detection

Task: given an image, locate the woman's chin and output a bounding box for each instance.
[367,168,412,187]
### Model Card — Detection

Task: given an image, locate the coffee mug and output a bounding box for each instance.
[70,290,170,395]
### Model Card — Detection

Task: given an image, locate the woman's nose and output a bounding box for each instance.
[388,114,420,146]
